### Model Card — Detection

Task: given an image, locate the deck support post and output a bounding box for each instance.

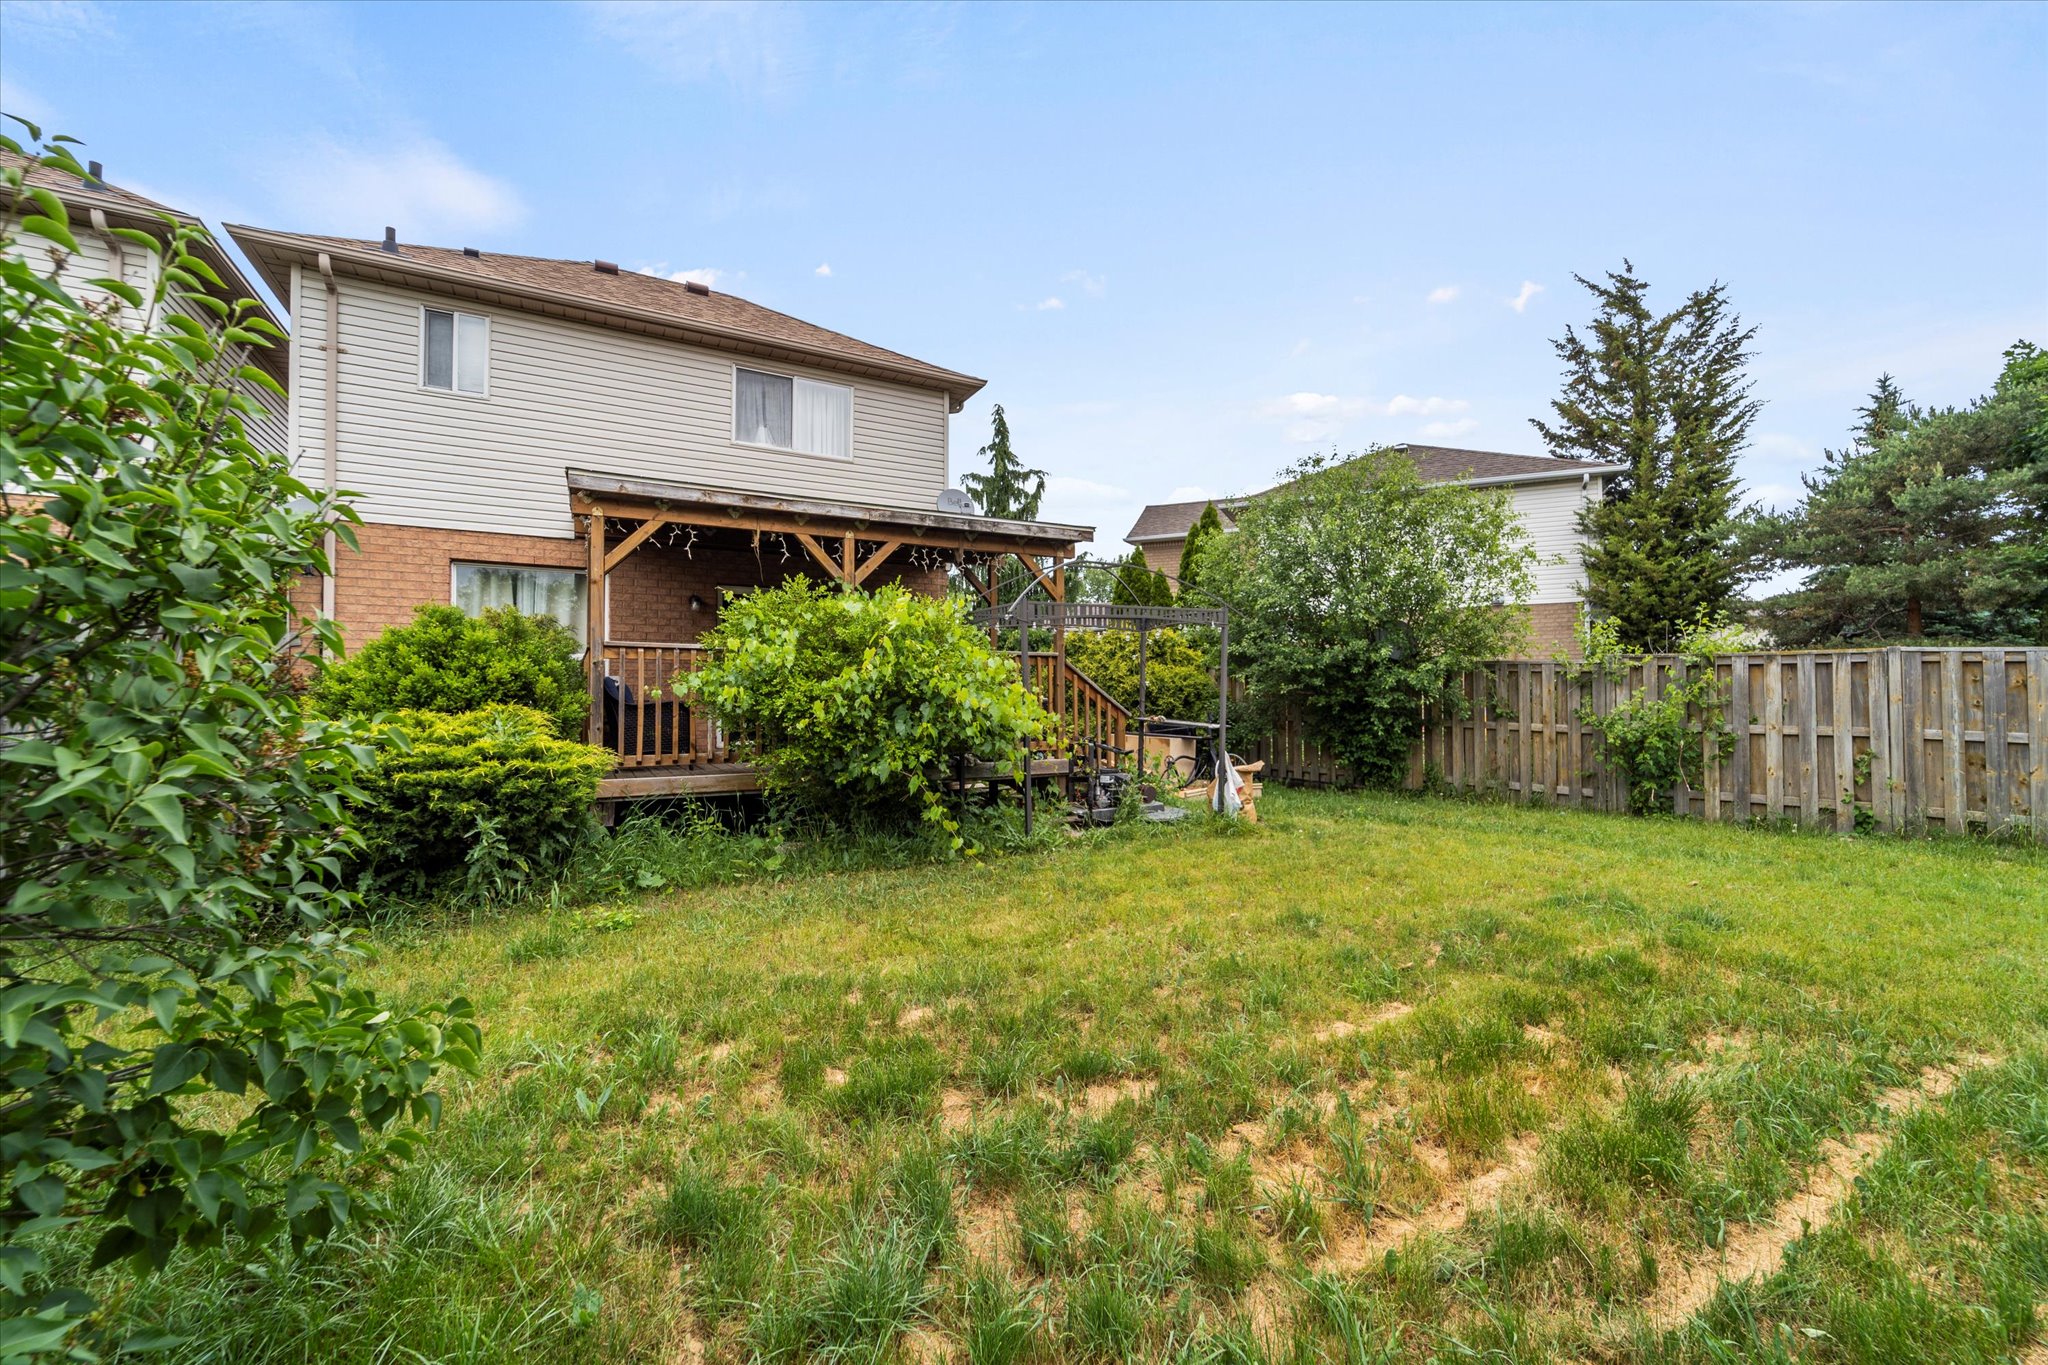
[1216,618,1230,812]
[586,506,606,746]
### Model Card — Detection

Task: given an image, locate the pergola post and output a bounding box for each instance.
[585,506,606,746]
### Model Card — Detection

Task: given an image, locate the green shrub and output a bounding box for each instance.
[685,579,1053,841]
[1063,627,1217,722]
[349,705,614,898]
[313,603,588,738]
[0,131,476,1349]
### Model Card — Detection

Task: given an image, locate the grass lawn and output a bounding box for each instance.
[102,789,2048,1363]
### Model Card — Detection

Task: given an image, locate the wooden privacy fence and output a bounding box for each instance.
[1252,648,2048,841]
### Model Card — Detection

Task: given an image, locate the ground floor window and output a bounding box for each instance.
[452,562,587,639]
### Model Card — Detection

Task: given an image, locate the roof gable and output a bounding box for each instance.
[225,225,986,406]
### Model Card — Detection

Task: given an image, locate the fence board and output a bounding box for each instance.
[1250,647,2044,844]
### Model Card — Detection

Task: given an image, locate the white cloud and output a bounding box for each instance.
[1,1,114,41]
[585,0,804,94]
[1507,280,1544,313]
[637,264,724,287]
[1165,485,1218,502]
[1062,269,1107,298]
[1420,418,1481,440]
[268,135,524,239]
[1383,394,1469,417]
[1290,338,1312,357]
[814,262,832,277]
[1259,391,1369,443]
[1021,296,1065,312]
[1427,285,1459,305]
[1046,475,1130,501]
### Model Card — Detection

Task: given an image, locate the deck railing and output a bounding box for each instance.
[595,642,750,769]
[1027,654,1129,763]
[595,642,1126,775]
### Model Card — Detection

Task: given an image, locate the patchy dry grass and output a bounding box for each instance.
[79,789,2048,1361]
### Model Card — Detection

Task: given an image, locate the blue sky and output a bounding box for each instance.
[4,0,2044,559]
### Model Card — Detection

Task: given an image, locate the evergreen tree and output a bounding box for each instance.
[1176,502,1225,597]
[958,404,1050,608]
[1110,547,1160,606]
[1531,262,1759,649]
[959,404,1046,519]
[1754,345,2047,643]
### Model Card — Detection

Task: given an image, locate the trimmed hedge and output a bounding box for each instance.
[313,604,588,739]
[348,705,614,897]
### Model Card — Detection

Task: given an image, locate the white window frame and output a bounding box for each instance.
[730,363,855,461]
[419,305,491,398]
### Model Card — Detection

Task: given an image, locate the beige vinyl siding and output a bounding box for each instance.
[5,229,288,455]
[290,272,951,539]
[1509,477,1601,604]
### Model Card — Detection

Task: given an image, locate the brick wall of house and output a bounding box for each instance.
[1521,602,1581,658]
[1137,540,1181,577]
[321,521,951,652]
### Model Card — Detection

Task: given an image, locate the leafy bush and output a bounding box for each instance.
[1063,628,1217,722]
[684,579,1052,840]
[349,705,614,898]
[1197,448,1537,786]
[312,603,588,738]
[0,130,477,1351]
[1570,612,1738,814]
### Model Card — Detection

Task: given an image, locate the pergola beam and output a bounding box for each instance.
[852,539,905,586]
[602,513,674,573]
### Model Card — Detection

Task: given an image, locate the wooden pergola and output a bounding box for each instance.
[566,470,1094,788]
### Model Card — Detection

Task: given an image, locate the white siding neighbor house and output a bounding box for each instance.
[1124,444,1624,656]
[0,150,289,453]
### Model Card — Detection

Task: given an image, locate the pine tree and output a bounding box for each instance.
[1755,347,2047,643]
[958,404,1050,608]
[1531,262,1759,649]
[1111,547,1156,606]
[959,404,1046,520]
[1176,502,1224,597]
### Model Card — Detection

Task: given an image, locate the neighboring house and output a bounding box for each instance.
[1124,444,1623,656]
[0,150,289,452]
[221,222,1095,793]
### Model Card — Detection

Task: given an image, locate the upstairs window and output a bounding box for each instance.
[422,307,489,394]
[734,366,851,459]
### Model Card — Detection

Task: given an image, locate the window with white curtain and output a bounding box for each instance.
[733,366,852,458]
[452,562,586,640]
[422,307,489,394]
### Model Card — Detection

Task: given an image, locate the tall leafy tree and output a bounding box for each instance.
[1200,449,1535,786]
[1175,502,1225,597]
[1753,345,2047,643]
[1532,262,1760,649]
[0,132,476,1351]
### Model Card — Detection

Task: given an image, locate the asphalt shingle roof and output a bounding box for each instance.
[1124,444,1614,544]
[226,226,985,401]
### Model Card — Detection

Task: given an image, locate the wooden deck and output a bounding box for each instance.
[592,756,1076,804]
[594,762,763,800]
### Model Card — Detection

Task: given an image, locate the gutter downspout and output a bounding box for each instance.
[88,209,124,313]
[317,253,340,628]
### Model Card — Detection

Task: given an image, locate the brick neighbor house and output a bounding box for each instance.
[1124,444,1622,656]
[221,223,1097,797]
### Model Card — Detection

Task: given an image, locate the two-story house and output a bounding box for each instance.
[222,224,1095,794]
[1125,444,1623,656]
[1,151,289,450]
